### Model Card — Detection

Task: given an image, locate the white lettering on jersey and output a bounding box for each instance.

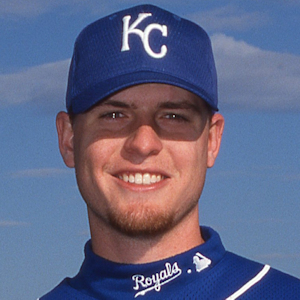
[121,13,168,59]
[132,262,182,297]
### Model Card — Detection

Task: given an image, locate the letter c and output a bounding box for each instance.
[143,24,168,59]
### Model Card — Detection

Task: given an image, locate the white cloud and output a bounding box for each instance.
[283,173,300,181]
[10,168,72,178]
[0,0,122,19]
[210,165,300,183]
[0,59,69,112]
[0,220,30,227]
[0,0,59,18]
[187,5,269,32]
[212,34,300,111]
[0,0,87,18]
[254,252,300,260]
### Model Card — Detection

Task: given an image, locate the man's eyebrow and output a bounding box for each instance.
[158,100,200,111]
[97,100,136,109]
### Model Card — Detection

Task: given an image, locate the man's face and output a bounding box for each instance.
[57,83,224,237]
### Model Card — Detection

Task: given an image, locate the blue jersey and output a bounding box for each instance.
[39,227,300,299]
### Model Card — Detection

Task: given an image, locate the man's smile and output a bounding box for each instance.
[116,172,166,185]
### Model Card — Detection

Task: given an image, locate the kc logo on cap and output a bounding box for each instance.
[121,13,168,59]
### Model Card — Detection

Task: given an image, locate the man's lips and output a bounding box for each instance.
[115,172,167,185]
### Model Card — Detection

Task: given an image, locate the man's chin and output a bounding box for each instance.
[108,207,175,238]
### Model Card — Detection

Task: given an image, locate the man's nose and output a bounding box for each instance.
[123,125,163,162]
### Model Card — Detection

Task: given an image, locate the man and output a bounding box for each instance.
[40,4,300,299]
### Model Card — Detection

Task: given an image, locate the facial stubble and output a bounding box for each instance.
[106,195,199,238]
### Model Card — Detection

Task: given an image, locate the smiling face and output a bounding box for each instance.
[57,83,224,238]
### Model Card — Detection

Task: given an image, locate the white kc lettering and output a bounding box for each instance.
[121,13,168,59]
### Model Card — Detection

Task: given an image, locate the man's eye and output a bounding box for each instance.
[100,112,125,119]
[164,113,188,122]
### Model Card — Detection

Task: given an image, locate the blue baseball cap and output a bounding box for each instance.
[66,4,218,114]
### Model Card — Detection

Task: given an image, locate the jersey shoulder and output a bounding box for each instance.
[226,252,300,299]
[247,264,300,299]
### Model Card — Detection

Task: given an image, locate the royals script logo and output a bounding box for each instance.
[132,262,182,298]
[121,13,168,59]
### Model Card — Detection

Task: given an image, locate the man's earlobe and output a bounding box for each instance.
[56,111,75,168]
[207,113,224,168]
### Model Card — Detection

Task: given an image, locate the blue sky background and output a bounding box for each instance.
[1,1,300,299]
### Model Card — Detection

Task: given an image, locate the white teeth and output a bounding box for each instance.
[143,173,151,185]
[129,174,135,183]
[118,173,164,185]
[151,175,157,183]
[135,173,143,184]
[123,174,129,182]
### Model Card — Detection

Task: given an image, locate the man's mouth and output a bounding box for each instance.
[117,173,165,185]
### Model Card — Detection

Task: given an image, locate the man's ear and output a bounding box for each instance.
[56,111,75,168]
[207,113,224,168]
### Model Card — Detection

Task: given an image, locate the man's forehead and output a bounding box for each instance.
[98,83,206,109]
